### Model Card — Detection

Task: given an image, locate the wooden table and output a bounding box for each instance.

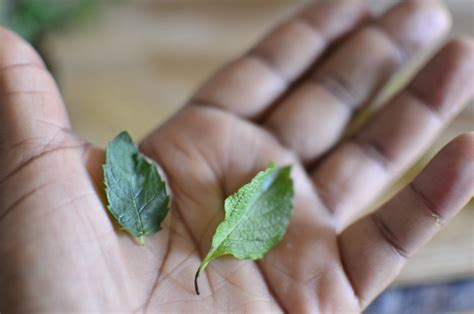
[43,0,474,286]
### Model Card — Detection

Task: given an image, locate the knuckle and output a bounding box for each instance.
[0,63,55,96]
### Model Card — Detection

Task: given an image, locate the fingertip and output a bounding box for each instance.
[443,36,474,59]
[414,133,474,219]
[437,132,474,166]
[387,0,452,26]
[409,37,474,117]
[380,0,451,55]
[332,0,371,16]
[0,27,45,68]
[432,131,474,175]
[302,0,371,38]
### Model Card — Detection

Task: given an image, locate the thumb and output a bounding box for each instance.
[0,28,107,228]
[0,27,85,182]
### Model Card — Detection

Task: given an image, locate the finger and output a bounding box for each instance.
[0,28,80,182]
[311,38,474,229]
[338,133,474,309]
[265,0,451,162]
[191,0,369,118]
[0,29,109,249]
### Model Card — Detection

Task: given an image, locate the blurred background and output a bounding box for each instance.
[1,0,473,312]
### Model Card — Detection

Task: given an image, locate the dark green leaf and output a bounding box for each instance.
[195,163,294,294]
[103,131,169,245]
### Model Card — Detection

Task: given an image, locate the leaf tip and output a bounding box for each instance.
[117,130,133,141]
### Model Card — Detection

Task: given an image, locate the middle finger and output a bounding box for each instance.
[265,0,450,163]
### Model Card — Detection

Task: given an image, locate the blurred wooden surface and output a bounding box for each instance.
[43,0,474,286]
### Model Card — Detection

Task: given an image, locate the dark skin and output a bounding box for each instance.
[1,0,473,312]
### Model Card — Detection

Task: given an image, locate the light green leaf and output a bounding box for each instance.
[194,163,294,294]
[103,131,169,245]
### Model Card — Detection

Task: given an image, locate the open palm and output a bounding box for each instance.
[1,0,473,312]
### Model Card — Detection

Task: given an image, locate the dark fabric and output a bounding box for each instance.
[365,278,474,314]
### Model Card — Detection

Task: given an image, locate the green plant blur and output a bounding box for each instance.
[0,0,96,42]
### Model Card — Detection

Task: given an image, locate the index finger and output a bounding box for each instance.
[191,0,369,118]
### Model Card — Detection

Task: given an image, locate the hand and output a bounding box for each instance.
[1,0,473,312]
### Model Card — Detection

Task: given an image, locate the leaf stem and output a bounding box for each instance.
[194,268,200,295]
[138,236,145,246]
